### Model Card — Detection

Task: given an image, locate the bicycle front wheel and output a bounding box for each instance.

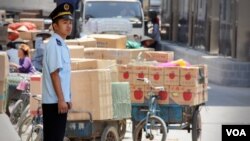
[133,116,167,141]
[26,124,43,141]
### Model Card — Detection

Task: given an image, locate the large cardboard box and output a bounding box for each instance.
[68,69,113,120]
[169,85,202,106]
[180,67,200,86]
[66,38,97,47]
[193,64,208,84]
[78,38,97,47]
[144,51,174,62]
[148,66,164,85]
[132,65,149,85]
[20,18,45,30]
[68,45,84,58]
[65,39,79,46]
[70,59,118,81]
[117,65,133,82]
[89,34,127,49]
[84,48,103,59]
[0,52,9,81]
[164,67,180,85]
[144,85,169,105]
[130,84,145,103]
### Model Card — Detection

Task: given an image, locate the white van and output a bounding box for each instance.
[75,0,144,39]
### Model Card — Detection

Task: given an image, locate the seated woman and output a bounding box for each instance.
[10,44,36,74]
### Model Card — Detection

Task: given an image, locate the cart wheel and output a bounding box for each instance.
[132,121,142,141]
[192,108,201,141]
[118,119,126,140]
[133,116,167,141]
[101,126,119,141]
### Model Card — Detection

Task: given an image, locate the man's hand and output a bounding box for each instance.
[58,100,68,114]
[68,102,72,110]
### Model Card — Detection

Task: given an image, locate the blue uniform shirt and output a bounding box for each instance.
[42,33,71,104]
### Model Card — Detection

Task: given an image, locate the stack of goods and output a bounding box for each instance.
[8,21,46,48]
[0,52,9,113]
[84,48,153,64]
[116,51,208,106]
[68,58,131,120]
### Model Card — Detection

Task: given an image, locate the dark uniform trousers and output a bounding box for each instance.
[42,104,67,141]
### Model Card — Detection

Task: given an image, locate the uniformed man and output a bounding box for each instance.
[42,2,73,141]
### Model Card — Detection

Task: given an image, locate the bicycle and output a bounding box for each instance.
[8,74,30,125]
[19,94,43,141]
[133,78,167,141]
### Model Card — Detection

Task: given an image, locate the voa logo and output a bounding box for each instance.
[226,129,246,136]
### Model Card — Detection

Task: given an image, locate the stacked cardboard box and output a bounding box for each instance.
[84,48,152,64]
[68,45,85,58]
[144,51,174,62]
[71,58,118,82]
[89,34,127,49]
[68,69,113,120]
[117,61,208,105]
[65,38,97,47]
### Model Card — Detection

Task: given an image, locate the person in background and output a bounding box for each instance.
[42,2,73,141]
[6,42,19,64]
[150,15,161,51]
[32,32,51,72]
[9,44,36,74]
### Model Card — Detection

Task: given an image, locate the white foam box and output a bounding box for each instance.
[68,69,113,120]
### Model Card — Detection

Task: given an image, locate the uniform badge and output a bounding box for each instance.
[64,4,70,11]
[56,39,62,46]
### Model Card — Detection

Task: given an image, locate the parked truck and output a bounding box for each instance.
[72,0,145,39]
